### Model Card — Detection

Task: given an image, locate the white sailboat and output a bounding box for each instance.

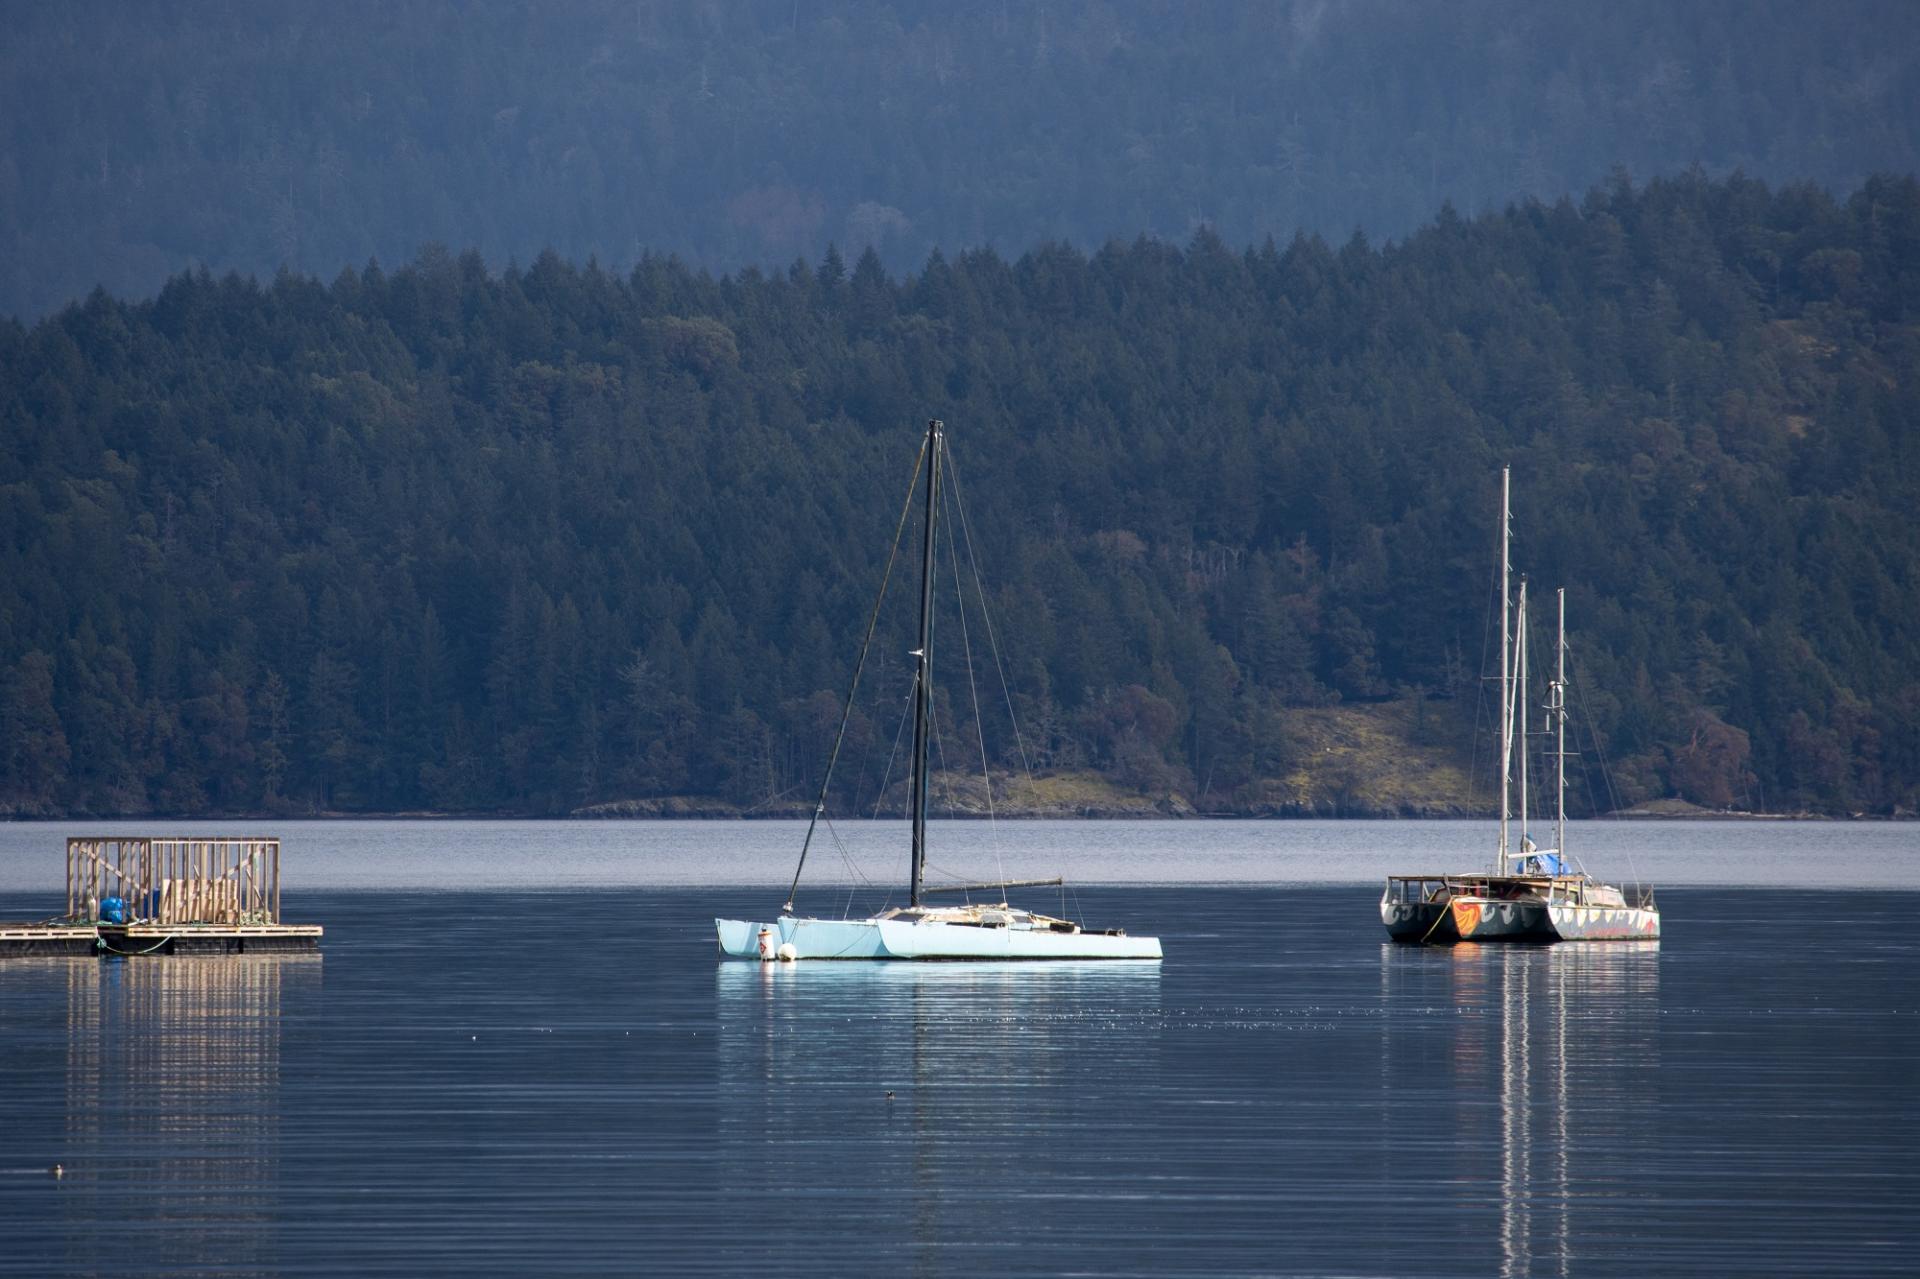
[715,419,1162,962]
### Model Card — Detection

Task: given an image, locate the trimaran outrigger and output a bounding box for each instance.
[1381,468,1661,943]
[716,419,1162,961]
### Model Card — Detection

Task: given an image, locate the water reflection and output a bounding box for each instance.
[714,962,1163,1272]
[1382,942,1660,1279]
[56,955,320,1276]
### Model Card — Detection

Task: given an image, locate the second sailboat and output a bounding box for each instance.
[716,419,1163,961]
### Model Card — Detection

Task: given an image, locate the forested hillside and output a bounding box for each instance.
[2,174,1917,818]
[5,0,1920,319]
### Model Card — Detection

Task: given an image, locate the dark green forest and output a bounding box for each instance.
[5,0,1920,319]
[2,173,1917,818]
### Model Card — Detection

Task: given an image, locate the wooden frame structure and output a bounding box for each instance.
[66,837,282,926]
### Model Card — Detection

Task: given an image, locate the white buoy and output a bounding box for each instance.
[777,942,798,962]
[756,927,777,961]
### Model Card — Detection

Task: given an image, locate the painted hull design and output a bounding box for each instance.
[1449,895,1555,942]
[716,915,1160,961]
[1380,899,1451,943]
[1547,903,1661,941]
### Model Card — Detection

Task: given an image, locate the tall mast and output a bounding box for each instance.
[1555,586,1566,862]
[1517,578,1529,863]
[1498,468,1511,874]
[907,419,942,907]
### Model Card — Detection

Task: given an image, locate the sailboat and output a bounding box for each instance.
[715,420,1163,962]
[1380,469,1660,944]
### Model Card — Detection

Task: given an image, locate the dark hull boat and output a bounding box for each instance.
[1383,875,1657,945]
[1382,875,1556,943]
[1382,469,1660,945]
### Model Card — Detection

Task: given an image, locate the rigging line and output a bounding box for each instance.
[1566,644,1624,817]
[825,810,871,888]
[921,679,956,888]
[822,815,875,919]
[785,429,932,913]
[942,436,1038,788]
[1574,706,1606,831]
[1469,479,1504,813]
[1567,643,1645,893]
[928,668,955,816]
[871,682,916,820]
[940,444,1008,894]
[923,857,978,882]
[830,827,862,916]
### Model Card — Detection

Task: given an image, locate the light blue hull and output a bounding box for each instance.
[716,915,1161,961]
[715,916,889,960]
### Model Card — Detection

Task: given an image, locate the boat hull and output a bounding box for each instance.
[1380,899,1452,943]
[716,915,1161,961]
[1447,895,1555,942]
[715,916,888,960]
[877,919,1160,960]
[1547,903,1661,941]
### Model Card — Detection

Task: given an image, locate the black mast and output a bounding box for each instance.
[908,419,942,907]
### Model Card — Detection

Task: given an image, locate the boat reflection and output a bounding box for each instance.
[58,954,321,1276]
[714,961,1162,1271]
[1382,940,1659,1279]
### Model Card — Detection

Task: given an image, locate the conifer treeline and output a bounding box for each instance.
[2,173,1916,816]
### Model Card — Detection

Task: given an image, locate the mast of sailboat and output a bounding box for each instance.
[907,418,942,908]
[1517,576,1529,864]
[1498,467,1511,875]
[1555,586,1566,862]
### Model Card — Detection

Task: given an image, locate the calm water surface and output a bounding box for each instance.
[0,824,1915,1276]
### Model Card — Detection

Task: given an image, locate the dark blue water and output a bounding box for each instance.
[1,886,1914,1277]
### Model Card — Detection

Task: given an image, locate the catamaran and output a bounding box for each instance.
[716,419,1162,962]
[1381,469,1660,944]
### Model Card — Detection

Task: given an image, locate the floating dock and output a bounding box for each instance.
[0,922,100,956]
[0,836,322,958]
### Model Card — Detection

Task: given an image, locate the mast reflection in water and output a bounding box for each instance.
[1380,940,1660,1279]
[715,961,1164,1270]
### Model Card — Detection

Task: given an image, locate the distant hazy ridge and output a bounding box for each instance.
[4,0,1919,319]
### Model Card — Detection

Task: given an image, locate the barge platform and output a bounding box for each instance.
[0,922,101,957]
[1,835,322,958]
[0,920,322,957]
